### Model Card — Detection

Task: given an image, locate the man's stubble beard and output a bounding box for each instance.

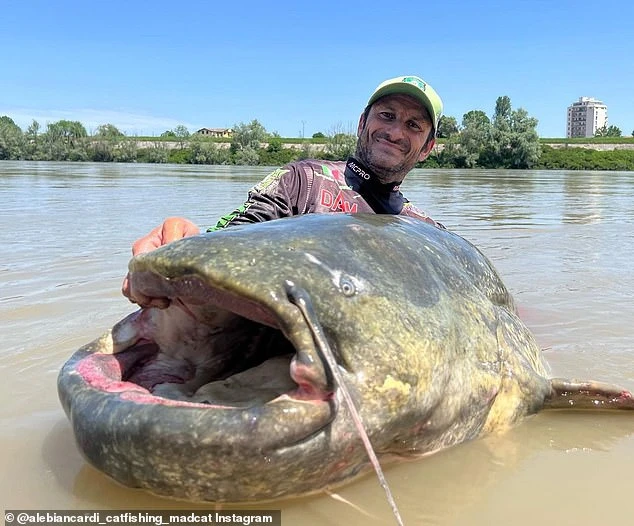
[354,130,415,185]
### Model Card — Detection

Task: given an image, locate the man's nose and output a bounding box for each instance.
[384,120,407,141]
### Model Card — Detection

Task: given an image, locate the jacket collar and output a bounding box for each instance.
[344,157,405,214]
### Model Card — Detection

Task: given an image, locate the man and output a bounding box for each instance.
[124,75,443,306]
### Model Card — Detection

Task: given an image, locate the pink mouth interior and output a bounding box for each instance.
[76,339,332,409]
[76,345,226,408]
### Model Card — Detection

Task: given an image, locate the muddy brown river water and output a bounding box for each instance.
[2,161,633,524]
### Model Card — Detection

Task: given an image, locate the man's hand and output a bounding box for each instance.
[122,217,200,307]
[131,217,200,256]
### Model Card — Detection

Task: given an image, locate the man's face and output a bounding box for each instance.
[355,93,435,184]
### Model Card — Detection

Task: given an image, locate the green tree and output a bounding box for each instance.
[298,141,316,160]
[480,96,512,166]
[506,107,541,168]
[444,110,492,167]
[595,126,607,137]
[493,96,512,130]
[40,120,88,160]
[173,125,189,137]
[606,125,622,137]
[173,125,190,150]
[312,132,325,139]
[259,133,296,166]
[594,124,621,137]
[230,119,268,164]
[231,119,267,150]
[438,98,540,169]
[266,135,283,154]
[188,134,230,164]
[486,97,541,168]
[0,116,25,159]
[95,123,124,138]
[463,110,491,129]
[46,120,87,146]
[0,115,19,129]
[323,123,356,160]
[114,140,138,163]
[26,119,40,138]
[89,141,116,162]
[24,120,41,159]
[143,142,169,163]
[91,124,125,162]
[233,145,260,165]
[437,115,459,138]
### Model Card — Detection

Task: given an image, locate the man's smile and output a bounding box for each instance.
[373,134,408,154]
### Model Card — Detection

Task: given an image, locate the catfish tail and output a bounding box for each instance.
[545,378,634,410]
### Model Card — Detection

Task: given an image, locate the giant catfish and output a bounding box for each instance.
[57,213,634,502]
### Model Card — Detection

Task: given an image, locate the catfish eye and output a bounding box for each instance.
[339,276,356,297]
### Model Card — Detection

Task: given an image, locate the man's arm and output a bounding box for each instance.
[208,164,305,231]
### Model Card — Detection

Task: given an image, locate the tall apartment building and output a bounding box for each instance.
[566,97,608,138]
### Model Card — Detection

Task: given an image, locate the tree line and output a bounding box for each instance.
[1,96,633,170]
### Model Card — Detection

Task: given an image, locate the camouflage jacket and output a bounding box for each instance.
[209,157,443,231]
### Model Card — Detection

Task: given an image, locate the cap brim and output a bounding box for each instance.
[368,84,438,129]
[367,77,442,130]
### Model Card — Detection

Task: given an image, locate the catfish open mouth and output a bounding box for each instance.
[78,271,336,412]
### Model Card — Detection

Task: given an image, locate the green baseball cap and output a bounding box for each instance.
[367,75,443,130]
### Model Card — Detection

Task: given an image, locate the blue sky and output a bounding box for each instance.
[2,0,632,138]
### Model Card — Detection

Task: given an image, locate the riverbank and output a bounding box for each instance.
[2,135,634,170]
[127,138,634,152]
[543,142,634,151]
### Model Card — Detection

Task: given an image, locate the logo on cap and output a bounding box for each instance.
[401,76,426,91]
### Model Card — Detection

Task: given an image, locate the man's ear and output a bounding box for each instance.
[418,138,436,161]
[357,113,366,137]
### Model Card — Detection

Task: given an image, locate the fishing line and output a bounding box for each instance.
[285,281,406,526]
